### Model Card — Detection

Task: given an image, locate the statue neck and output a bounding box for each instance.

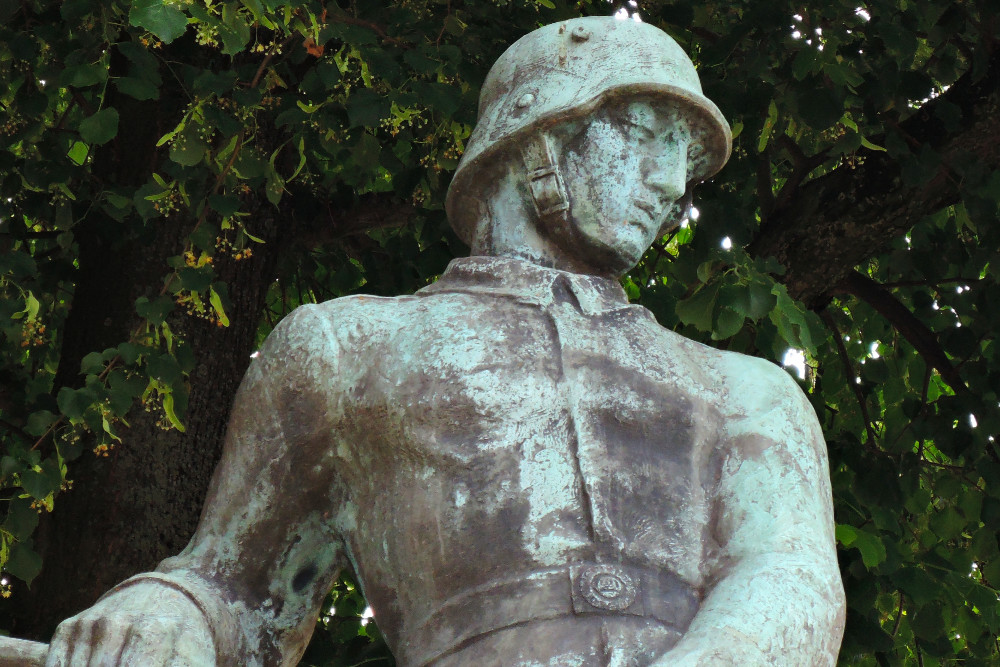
[474,172,612,278]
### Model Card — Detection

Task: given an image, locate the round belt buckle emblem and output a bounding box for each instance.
[578,566,637,611]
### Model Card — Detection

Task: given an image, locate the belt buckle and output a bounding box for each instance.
[571,564,640,614]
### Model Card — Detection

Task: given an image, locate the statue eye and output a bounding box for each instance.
[622,120,656,143]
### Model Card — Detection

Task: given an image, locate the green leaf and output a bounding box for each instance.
[129,0,189,43]
[169,125,207,167]
[118,40,160,76]
[410,82,461,116]
[80,351,106,374]
[219,2,251,55]
[79,109,120,146]
[910,601,945,641]
[107,378,136,417]
[892,567,941,606]
[747,280,777,320]
[791,48,819,80]
[209,194,241,219]
[351,132,382,171]
[57,386,96,421]
[0,252,37,280]
[133,182,161,220]
[795,84,844,131]
[860,358,888,384]
[860,136,886,152]
[25,411,57,437]
[852,529,887,568]
[265,169,285,206]
[20,459,61,501]
[347,88,390,128]
[116,76,160,101]
[135,295,175,327]
[147,354,183,386]
[3,498,39,541]
[6,541,43,587]
[712,307,744,340]
[403,49,439,75]
[118,342,143,365]
[67,141,90,165]
[209,286,230,327]
[758,100,778,153]
[2,456,26,483]
[929,507,965,541]
[676,283,720,332]
[67,63,108,87]
[162,391,186,432]
[835,523,858,547]
[769,285,822,353]
[192,70,239,96]
[443,14,466,36]
[179,266,214,293]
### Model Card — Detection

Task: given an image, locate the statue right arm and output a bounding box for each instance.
[46,303,351,667]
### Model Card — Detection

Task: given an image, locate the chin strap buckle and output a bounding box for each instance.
[522,134,570,223]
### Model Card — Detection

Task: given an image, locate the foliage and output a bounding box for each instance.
[0,0,998,664]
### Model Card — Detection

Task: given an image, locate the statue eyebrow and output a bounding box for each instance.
[618,108,658,134]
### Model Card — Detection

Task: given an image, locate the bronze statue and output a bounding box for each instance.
[29,16,845,667]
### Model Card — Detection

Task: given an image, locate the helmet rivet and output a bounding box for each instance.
[515,93,535,109]
[571,25,590,42]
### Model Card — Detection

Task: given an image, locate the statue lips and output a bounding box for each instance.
[633,198,661,227]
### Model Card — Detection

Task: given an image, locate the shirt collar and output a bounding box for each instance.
[418,256,632,316]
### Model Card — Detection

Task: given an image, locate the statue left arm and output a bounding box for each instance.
[653,362,846,666]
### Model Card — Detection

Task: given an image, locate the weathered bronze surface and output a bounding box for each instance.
[24,15,845,667]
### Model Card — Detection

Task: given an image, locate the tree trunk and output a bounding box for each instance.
[11,68,294,636]
[17,208,287,639]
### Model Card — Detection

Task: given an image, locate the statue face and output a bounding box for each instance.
[555,100,690,274]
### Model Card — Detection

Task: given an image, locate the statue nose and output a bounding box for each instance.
[644,155,687,202]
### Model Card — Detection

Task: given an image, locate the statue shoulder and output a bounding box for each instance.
[707,348,827,466]
[680,342,816,433]
[658,333,803,421]
[248,295,419,388]
[277,294,419,349]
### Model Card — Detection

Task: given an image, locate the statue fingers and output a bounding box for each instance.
[44,615,128,667]
[44,616,89,667]
[82,617,129,667]
[118,623,177,666]
[118,617,214,666]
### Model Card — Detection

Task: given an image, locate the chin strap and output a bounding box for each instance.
[521,133,570,230]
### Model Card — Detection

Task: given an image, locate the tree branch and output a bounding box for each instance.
[773,135,829,211]
[749,47,1000,308]
[329,13,404,45]
[839,270,968,394]
[820,308,878,447]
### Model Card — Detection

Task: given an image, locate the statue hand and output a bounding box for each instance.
[44,580,216,666]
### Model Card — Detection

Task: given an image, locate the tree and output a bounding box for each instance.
[0,0,997,664]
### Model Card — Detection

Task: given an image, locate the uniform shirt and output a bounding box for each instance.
[158,255,841,666]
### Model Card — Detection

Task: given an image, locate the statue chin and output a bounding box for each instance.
[553,220,652,277]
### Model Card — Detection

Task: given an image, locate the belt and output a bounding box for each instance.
[402,563,701,666]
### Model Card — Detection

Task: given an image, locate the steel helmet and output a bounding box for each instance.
[445,16,732,247]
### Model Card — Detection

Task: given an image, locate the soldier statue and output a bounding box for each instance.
[33,15,845,667]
